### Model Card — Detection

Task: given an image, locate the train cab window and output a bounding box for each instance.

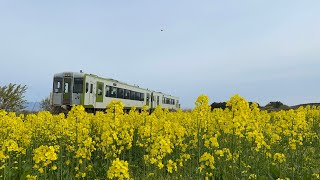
[111,87,117,97]
[53,78,62,93]
[140,93,145,101]
[105,86,110,97]
[86,83,89,93]
[90,84,93,93]
[57,82,61,90]
[73,78,83,93]
[117,88,124,99]
[157,96,159,105]
[130,91,135,100]
[124,89,130,99]
[173,99,175,105]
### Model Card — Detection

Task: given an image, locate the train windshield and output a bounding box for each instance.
[53,77,63,93]
[73,78,83,93]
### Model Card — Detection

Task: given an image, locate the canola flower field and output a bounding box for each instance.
[1,94,320,180]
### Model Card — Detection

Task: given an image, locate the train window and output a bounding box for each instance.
[86,83,89,93]
[130,91,135,100]
[140,93,145,101]
[111,87,117,97]
[53,78,62,93]
[90,84,93,93]
[157,96,159,105]
[117,88,124,99]
[73,78,83,93]
[105,86,110,97]
[97,83,103,96]
[162,97,165,104]
[124,89,130,99]
[173,99,175,105]
[135,92,140,100]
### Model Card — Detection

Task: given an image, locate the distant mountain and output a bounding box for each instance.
[24,102,41,112]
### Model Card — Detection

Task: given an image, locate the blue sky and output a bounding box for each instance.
[0,1,319,108]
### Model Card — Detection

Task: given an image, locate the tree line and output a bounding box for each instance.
[0,83,304,113]
[211,101,291,111]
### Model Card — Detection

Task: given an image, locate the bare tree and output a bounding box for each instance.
[40,96,55,112]
[0,83,27,112]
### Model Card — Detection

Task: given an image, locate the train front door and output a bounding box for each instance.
[63,77,72,105]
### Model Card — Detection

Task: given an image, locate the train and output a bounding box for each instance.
[51,71,180,112]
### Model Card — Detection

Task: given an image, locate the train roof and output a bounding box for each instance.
[54,72,84,78]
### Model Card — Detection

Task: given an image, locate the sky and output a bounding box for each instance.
[0,0,320,108]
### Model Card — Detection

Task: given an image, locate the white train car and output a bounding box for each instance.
[51,71,180,111]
